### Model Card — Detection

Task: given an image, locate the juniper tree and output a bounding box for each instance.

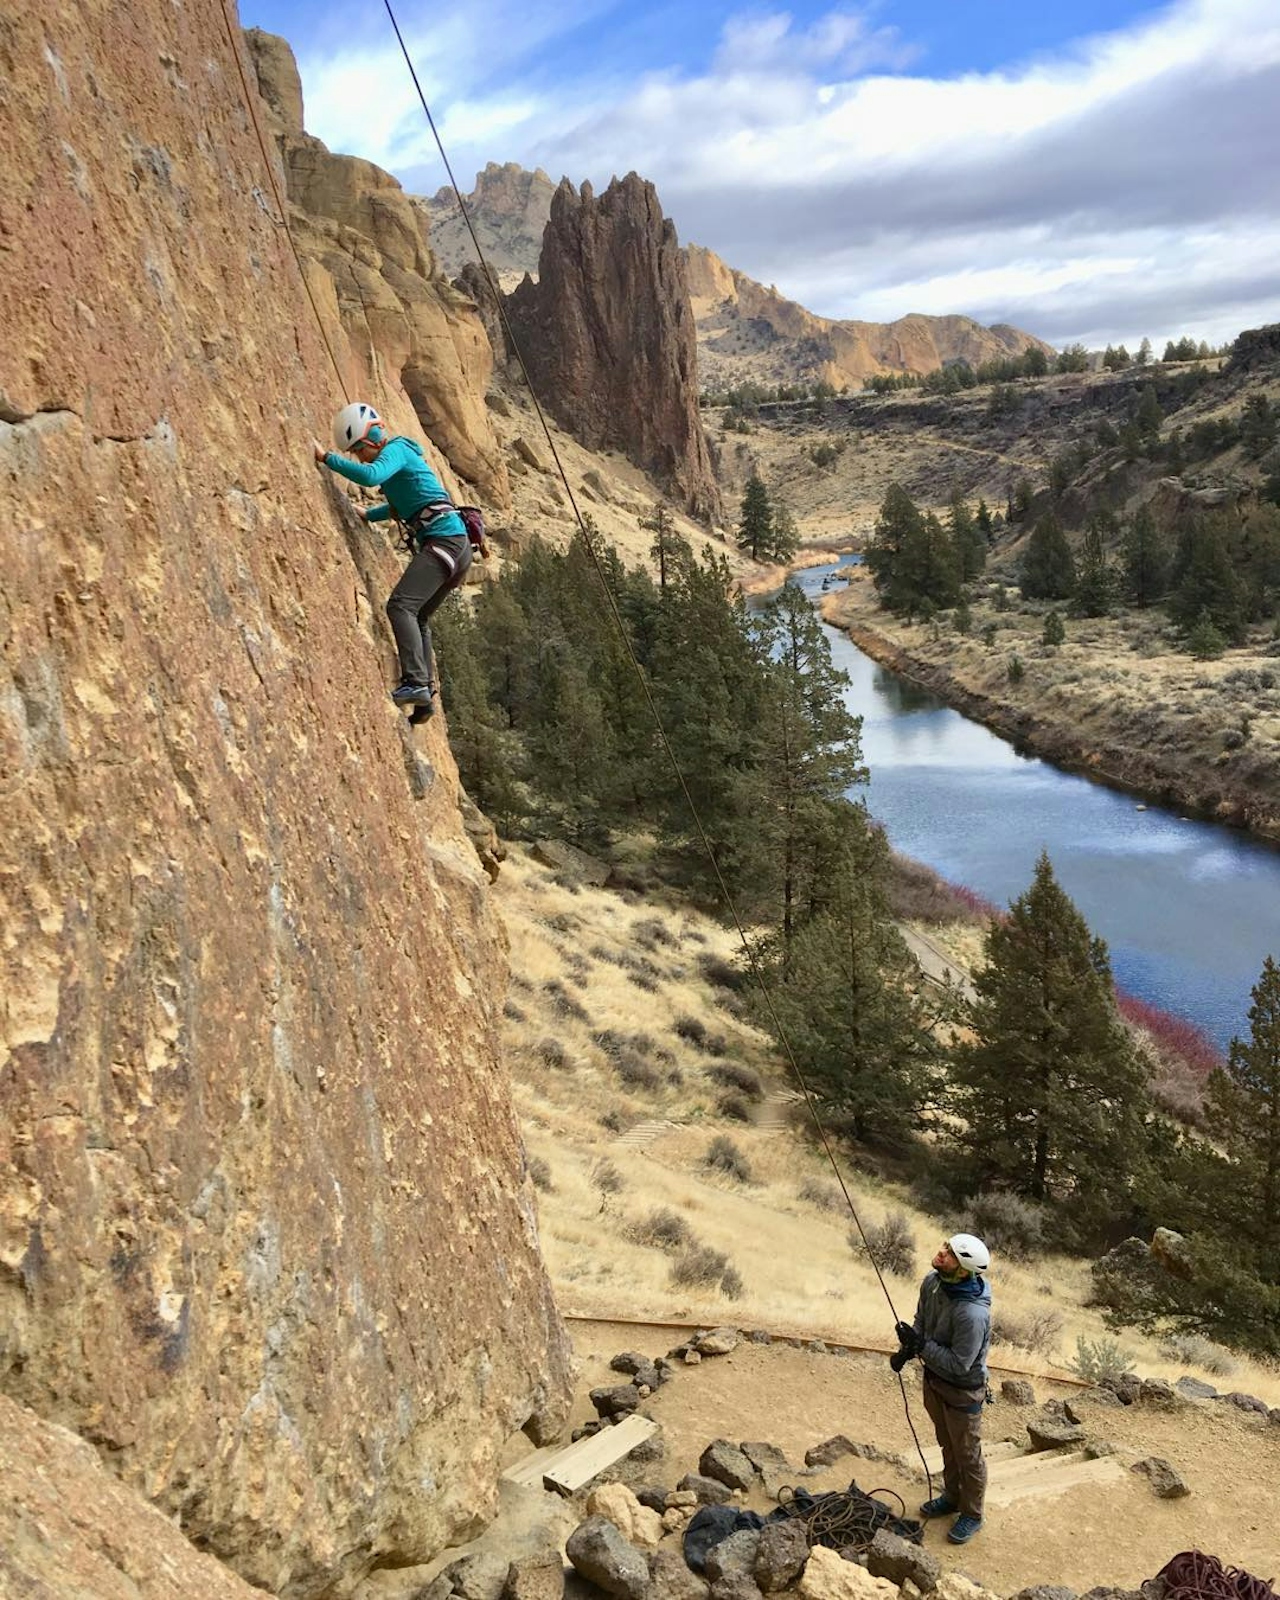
[950,852,1148,1226]
[1020,512,1075,600]
[1121,506,1168,607]
[1072,514,1116,617]
[737,472,774,562]
[949,493,986,582]
[864,483,926,611]
[1168,514,1245,642]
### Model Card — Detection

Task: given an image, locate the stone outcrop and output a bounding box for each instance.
[244,29,510,507]
[427,162,559,290]
[686,243,1053,391]
[1,5,569,1597]
[506,175,721,522]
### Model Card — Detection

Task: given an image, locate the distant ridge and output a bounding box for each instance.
[426,165,1053,387]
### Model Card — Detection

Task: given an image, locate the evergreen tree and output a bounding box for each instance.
[640,500,682,593]
[1240,395,1277,460]
[1136,383,1164,443]
[1042,609,1065,646]
[1072,513,1116,617]
[770,501,800,563]
[951,853,1149,1220]
[737,472,774,561]
[975,499,993,541]
[864,483,926,613]
[1121,506,1168,607]
[1020,512,1076,600]
[949,493,986,581]
[759,876,945,1144]
[1055,343,1090,374]
[1168,515,1245,641]
[1202,956,1280,1272]
[1136,337,1152,367]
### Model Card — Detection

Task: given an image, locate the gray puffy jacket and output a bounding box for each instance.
[912,1270,991,1389]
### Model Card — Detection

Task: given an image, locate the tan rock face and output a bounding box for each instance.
[0,6,569,1598]
[0,1395,268,1599]
[506,175,721,522]
[243,30,511,507]
[427,162,559,290]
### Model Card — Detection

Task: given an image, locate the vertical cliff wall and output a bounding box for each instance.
[506,174,722,522]
[0,5,569,1597]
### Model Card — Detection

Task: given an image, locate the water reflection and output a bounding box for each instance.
[792,558,1280,1049]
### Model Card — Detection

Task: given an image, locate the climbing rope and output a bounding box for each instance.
[775,1484,922,1552]
[377,0,938,1495]
[1158,1552,1277,1600]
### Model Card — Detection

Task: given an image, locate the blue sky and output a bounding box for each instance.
[239,0,1280,348]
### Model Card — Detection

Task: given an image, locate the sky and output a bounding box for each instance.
[239,0,1280,351]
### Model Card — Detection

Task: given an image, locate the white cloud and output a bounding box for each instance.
[293,0,1280,346]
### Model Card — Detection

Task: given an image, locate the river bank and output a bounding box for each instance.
[821,565,1280,844]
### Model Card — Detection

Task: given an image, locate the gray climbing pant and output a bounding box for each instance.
[922,1368,987,1518]
[386,535,471,687]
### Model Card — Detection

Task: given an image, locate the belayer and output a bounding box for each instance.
[890,1232,991,1546]
[314,402,471,722]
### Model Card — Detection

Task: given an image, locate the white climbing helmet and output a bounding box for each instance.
[332,401,382,452]
[949,1233,990,1273]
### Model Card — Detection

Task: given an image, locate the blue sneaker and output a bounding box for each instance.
[391,681,433,706]
[948,1514,983,1545]
[919,1496,957,1519]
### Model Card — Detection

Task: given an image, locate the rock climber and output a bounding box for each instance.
[890,1232,991,1546]
[313,402,470,722]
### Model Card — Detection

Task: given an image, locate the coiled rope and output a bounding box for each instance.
[775,1484,922,1552]
[1158,1552,1277,1600]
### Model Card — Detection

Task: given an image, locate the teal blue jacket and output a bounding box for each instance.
[322,436,465,539]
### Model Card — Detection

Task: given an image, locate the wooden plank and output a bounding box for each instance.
[984,1455,1125,1509]
[543,1414,660,1495]
[989,1449,1088,1480]
[502,1414,660,1495]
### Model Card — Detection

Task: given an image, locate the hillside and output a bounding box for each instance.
[425,166,1053,391]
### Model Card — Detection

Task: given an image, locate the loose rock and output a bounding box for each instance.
[796,1545,897,1600]
[1008,1588,1077,1600]
[1026,1414,1086,1450]
[700,1440,757,1492]
[865,1529,940,1592]
[591,1384,643,1419]
[649,1549,710,1600]
[501,1552,565,1600]
[679,1473,735,1505]
[754,1520,809,1594]
[587,1482,664,1550]
[706,1529,762,1585]
[566,1516,651,1600]
[1174,1377,1218,1401]
[1001,1380,1036,1406]
[804,1435,857,1469]
[441,1551,512,1600]
[697,1328,742,1356]
[1219,1391,1270,1417]
[1130,1457,1190,1498]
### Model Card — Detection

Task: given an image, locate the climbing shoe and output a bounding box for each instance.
[947,1514,983,1545]
[408,696,436,725]
[919,1496,957,1519]
[391,681,433,706]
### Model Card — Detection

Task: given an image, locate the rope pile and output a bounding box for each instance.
[1158,1552,1277,1600]
[774,1483,923,1553]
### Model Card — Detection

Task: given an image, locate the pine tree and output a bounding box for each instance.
[770,501,800,563]
[1202,956,1280,1273]
[1136,384,1164,443]
[975,499,993,541]
[1042,609,1065,646]
[1121,507,1168,607]
[1020,513,1075,600]
[737,472,774,562]
[1136,337,1152,367]
[864,484,926,613]
[949,492,986,581]
[1072,514,1116,616]
[1168,514,1245,641]
[640,500,683,593]
[951,853,1149,1218]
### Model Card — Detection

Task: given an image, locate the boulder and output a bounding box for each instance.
[1008,1589,1077,1600]
[587,1483,664,1551]
[591,1384,643,1419]
[804,1435,857,1469]
[1175,1377,1218,1401]
[796,1546,898,1600]
[933,1578,1001,1600]
[1001,1379,1036,1406]
[1130,1458,1190,1499]
[753,1519,810,1593]
[648,1549,710,1600]
[502,1552,566,1600]
[1151,1228,1194,1278]
[1026,1414,1086,1450]
[441,1551,513,1600]
[531,838,611,886]
[1084,1441,1120,1459]
[865,1528,941,1591]
[565,1516,651,1600]
[700,1441,757,1492]
[679,1474,735,1506]
[706,1529,763,1584]
[697,1328,742,1356]
[741,1441,793,1501]
[1219,1392,1270,1417]
[636,1487,670,1514]
[711,1577,765,1600]
[1136,1379,1186,1410]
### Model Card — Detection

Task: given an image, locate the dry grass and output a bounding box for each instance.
[494,841,1280,1405]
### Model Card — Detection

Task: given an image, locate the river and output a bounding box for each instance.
[793,557,1280,1052]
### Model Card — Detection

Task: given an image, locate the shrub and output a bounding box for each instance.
[628,970,659,992]
[1042,610,1065,647]
[674,1015,708,1048]
[967,1192,1047,1262]
[528,1156,553,1192]
[536,1037,569,1069]
[1158,1333,1237,1376]
[717,1092,753,1123]
[615,1050,662,1090]
[503,1000,527,1022]
[992,1308,1063,1355]
[698,952,746,990]
[630,1207,693,1252]
[798,1177,843,1212]
[543,980,588,1022]
[1007,654,1026,684]
[590,1159,625,1196]
[669,1244,742,1299]
[720,1266,745,1300]
[599,1110,625,1134]
[852,1211,916,1278]
[708,1061,764,1100]
[632,916,677,949]
[705,1135,753,1183]
[1070,1335,1136,1385]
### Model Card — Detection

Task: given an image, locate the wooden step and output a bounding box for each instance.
[983,1453,1125,1509]
[920,1438,1021,1476]
[501,1413,660,1496]
[610,1119,681,1148]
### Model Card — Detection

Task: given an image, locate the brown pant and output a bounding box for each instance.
[922,1368,987,1518]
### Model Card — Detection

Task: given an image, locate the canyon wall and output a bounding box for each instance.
[0,5,569,1596]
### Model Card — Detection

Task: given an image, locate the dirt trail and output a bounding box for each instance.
[568,1324,1280,1594]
